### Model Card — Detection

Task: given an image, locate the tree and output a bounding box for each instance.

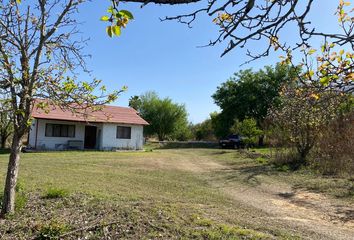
[230,118,263,147]
[0,99,13,149]
[192,118,215,141]
[135,91,189,141]
[210,111,233,139]
[170,120,193,141]
[268,85,344,166]
[212,64,296,140]
[0,0,121,216]
[128,95,142,111]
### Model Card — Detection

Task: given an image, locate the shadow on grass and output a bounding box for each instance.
[209,150,233,155]
[215,163,277,186]
[157,142,219,149]
[336,208,354,223]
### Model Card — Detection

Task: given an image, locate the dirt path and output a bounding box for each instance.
[170,150,354,240]
[217,177,354,240]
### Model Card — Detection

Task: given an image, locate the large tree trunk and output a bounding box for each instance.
[1,133,23,217]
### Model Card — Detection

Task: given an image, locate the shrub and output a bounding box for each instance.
[0,179,27,211]
[267,86,343,166]
[37,220,69,239]
[230,118,263,147]
[15,193,28,211]
[43,187,69,199]
[312,111,354,176]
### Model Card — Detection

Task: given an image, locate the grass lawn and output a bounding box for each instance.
[0,148,353,239]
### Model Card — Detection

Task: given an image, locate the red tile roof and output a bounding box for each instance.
[31,100,149,125]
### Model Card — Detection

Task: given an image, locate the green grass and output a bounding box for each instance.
[0,148,351,239]
[43,187,69,199]
[0,150,264,239]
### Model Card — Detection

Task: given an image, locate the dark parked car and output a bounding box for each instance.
[219,134,245,149]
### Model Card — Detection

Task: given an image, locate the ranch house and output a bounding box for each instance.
[27,101,149,151]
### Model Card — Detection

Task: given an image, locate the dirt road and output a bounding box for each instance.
[163,149,354,240]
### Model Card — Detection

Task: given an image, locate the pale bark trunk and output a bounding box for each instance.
[1,133,22,216]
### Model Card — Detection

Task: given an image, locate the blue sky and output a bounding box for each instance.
[76,0,339,123]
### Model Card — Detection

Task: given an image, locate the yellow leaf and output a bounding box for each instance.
[310,93,320,100]
[345,72,354,80]
[308,49,316,55]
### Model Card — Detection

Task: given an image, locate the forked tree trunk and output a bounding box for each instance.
[1,133,23,216]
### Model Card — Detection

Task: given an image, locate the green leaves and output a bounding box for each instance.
[106,25,121,38]
[100,16,110,21]
[102,5,134,38]
[308,49,316,55]
[106,26,113,37]
[112,26,121,36]
[118,10,134,20]
[320,76,330,86]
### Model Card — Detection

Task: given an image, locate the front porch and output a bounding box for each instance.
[28,118,103,150]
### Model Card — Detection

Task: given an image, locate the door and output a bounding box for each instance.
[84,126,97,149]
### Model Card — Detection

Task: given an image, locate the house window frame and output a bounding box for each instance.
[116,126,131,139]
[45,123,76,138]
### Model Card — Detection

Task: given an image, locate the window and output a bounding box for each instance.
[45,123,75,137]
[116,126,131,139]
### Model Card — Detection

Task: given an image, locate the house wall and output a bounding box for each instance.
[28,119,144,150]
[101,123,144,150]
[28,119,102,150]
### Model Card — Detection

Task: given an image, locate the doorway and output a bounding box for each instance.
[84,126,97,149]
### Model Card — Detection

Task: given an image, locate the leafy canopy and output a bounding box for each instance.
[129,91,189,141]
[212,64,297,137]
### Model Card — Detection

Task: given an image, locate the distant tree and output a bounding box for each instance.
[192,118,215,141]
[170,121,193,141]
[136,92,189,141]
[209,112,233,139]
[212,64,297,142]
[128,95,142,111]
[230,118,262,147]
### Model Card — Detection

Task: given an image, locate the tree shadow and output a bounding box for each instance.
[216,164,276,186]
[278,192,295,198]
[157,142,219,149]
[335,207,354,223]
[209,150,233,155]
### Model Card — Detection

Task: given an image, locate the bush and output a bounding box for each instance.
[267,86,343,166]
[270,148,301,170]
[0,179,28,211]
[37,220,69,239]
[43,187,69,199]
[312,111,354,176]
[230,118,263,147]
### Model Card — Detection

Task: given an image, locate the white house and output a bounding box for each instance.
[28,100,149,150]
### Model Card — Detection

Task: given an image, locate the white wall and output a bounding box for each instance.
[101,123,144,150]
[28,119,102,150]
[28,119,144,150]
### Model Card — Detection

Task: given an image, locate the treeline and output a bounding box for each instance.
[130,64,353,175]
[210,64,353,174]
[129,65,297,143]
